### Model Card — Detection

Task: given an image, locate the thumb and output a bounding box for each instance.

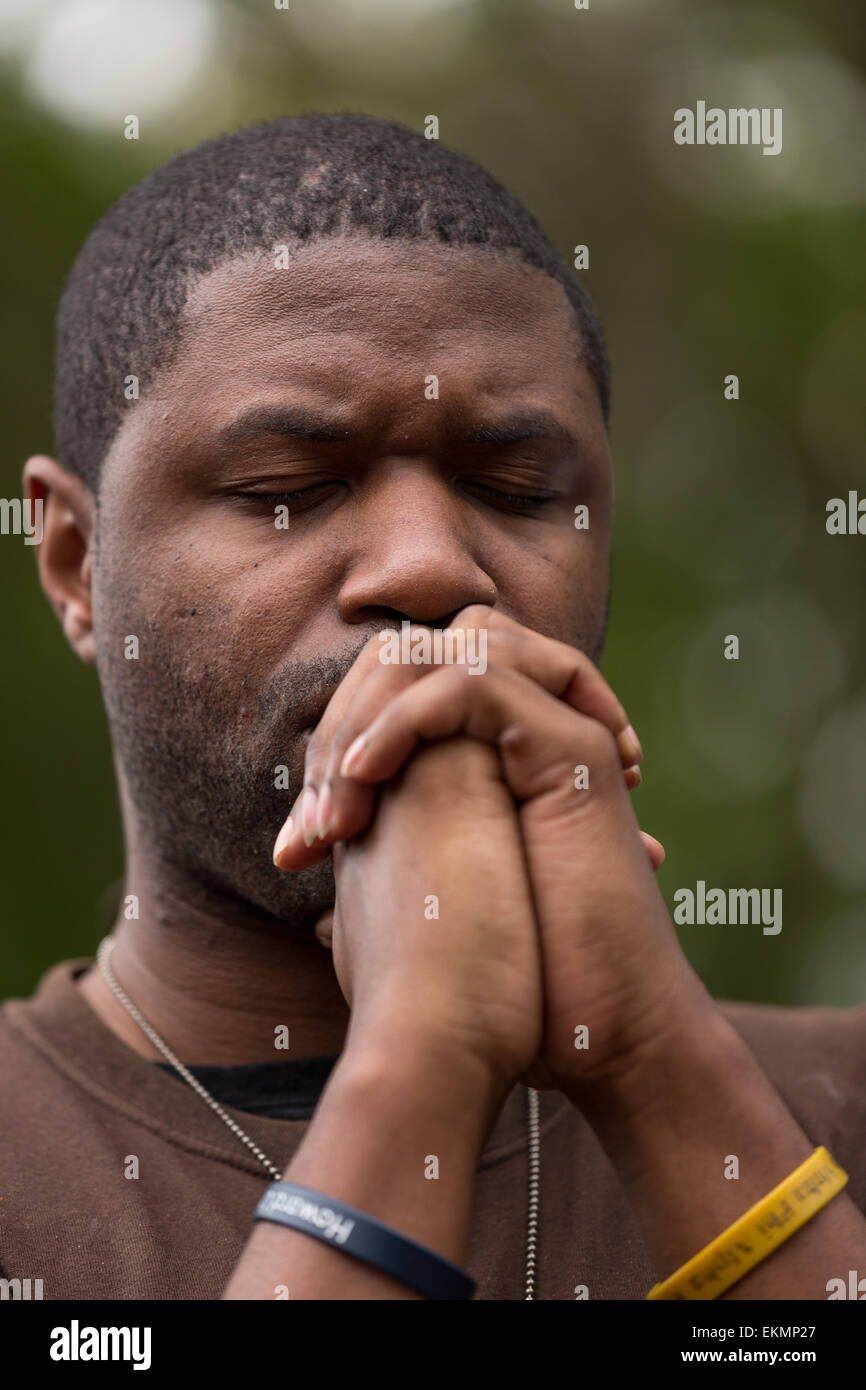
[641,831,666,871]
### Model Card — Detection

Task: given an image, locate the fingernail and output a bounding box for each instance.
[273,814,298,867]
[316,782,334,840]
[617,724,642,766]
[301,786,319,846]
[340,733,368,778]
[624,764,642,790]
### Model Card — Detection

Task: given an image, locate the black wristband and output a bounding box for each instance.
[254,1180,476,1300]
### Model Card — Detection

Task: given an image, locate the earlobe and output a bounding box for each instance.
[22,454,98,667]
[63,604,97,666]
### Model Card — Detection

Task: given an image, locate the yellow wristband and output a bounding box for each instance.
[646,1146,848,1301]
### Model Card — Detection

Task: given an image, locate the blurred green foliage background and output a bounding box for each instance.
[2,0,865,1008]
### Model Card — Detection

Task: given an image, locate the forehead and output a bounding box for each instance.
[167,236,589,409]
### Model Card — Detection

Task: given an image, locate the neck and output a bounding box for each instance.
[77,854,349,1066]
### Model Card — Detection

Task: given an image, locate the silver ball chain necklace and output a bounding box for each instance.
[96,936,541,1299]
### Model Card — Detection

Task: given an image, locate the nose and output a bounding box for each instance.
[336,460,497,627]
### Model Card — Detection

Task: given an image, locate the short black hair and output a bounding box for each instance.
[53,112,610,495]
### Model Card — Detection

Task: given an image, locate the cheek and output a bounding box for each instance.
[499,526,608,646]
[99,501,337,670]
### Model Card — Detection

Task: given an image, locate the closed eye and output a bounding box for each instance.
[231,484,335,504]
[230,480,560,513]
[461,481,559,511]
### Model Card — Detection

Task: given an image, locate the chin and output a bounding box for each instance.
[242,854,336,931]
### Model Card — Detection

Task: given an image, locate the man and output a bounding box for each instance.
[2,112,865,1301]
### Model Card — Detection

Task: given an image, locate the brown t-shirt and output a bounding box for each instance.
[1,959,865,1300]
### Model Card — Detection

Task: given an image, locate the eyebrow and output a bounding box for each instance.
[216,405,580,453]
[458,410,580,451]
[217,406,354,447]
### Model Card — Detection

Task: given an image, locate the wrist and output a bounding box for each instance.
[565,989,815,1192]
[556,966,716,1099]
[562,985,734,1161]
[561,994,829,1283]
[232,1011,506,1296]
[336,1017,514,1142]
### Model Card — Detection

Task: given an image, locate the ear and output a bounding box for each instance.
[23,455,97,667]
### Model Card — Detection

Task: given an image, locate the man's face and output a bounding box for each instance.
[92,235,612,927]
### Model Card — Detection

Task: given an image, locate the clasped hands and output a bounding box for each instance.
[273,606,713,1101]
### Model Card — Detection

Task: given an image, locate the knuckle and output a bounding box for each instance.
[483,626,519,663]
[303,731,327,778]
[358,627,395,672]
[422,660,476,699]
[452,602,495,628]
[580,718,620,773]
[364,626,390,655]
